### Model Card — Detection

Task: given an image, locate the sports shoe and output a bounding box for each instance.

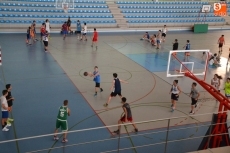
[103,103,108,107]
[6,123,11,127]
[94,93,97,97]
[62,138,68,143]
[2,127,9,132]
[171,107,175,112]
[113,130,120,134]
[8,118,14,122]
[134,128,138,133]
[189,111,195,115]
[100,88,103,92]
[91,45,93,47]
[53,136,59,141]
[85,39,87,41]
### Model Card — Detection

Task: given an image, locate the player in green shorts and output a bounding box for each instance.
[53,100,70,143]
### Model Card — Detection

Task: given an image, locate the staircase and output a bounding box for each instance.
[106,1,127,29]
[222,16,230,25]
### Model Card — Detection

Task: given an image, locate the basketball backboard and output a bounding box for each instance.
[55,0,74,9]
[202,5,211,13]
[166,50,210,79]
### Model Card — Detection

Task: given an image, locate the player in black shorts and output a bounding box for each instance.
[103,73,128,107]
[189,82,200,115]
[6,84,14,124]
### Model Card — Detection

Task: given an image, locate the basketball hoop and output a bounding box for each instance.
[62,3,68,13]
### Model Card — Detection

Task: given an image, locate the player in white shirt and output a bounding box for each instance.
[162,25,167,42]
[45,19,51,33]
[1,90,10,131]
[80,23,87,41]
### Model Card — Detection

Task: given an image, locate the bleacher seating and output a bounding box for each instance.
[116,1,225,27]
[0,0,117,28]
[0,0,228,30]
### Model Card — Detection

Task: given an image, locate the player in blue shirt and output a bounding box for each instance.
[183,40,190,62]
[93,66,103,96]
[140,32,150,41]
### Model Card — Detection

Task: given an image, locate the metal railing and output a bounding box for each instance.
[0,111,229,153]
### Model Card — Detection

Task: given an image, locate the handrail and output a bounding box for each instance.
[0,110,228,144]
[25,131,230,153]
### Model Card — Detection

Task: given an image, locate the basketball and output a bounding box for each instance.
[84,72,88,76]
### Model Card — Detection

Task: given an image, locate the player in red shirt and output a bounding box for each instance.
[91,28,98,49]
[40,23,46,41]
[217,35,225,53]
[62,22,68,40]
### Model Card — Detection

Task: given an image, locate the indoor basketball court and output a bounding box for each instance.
[0,0,230,153]
[0,30,230,152]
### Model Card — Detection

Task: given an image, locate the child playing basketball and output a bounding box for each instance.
[80,23,87,41]
[140,32,150,41]
[217,35,225,54]
[62,22,68,40]
[103,73,128,107]
[84,66,103,96]
[150,34,156,46]
[91,28,98,49]
[211,74,222,102]
[53,100,70,143]
[183,40,190,62]
[189,82,200,115]
[113,97,138,135]
[92,66,103,96]
[26,27,31,45]
[156,30,162,49]
[169,80,181,112]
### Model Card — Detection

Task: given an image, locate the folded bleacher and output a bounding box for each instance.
[116,1,225,27]
[0,0,117,28]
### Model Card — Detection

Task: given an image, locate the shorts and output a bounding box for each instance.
[171,93,179,101]
[76,31,81,34]
[219,43,223,48]
[191,98,198,106]
[56,119,68,131]
[83,33,87,36]
[110,91,122,97]
[27,34,30,39]
[120,115,133,122]
[157,39,160,44]
[95,82,100,87]
[162,33,166,37]
[63,30,68,35]
[2,111,9,118]
[43,41,48,47]
[93,38,97,42]
[7,101,13,107]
